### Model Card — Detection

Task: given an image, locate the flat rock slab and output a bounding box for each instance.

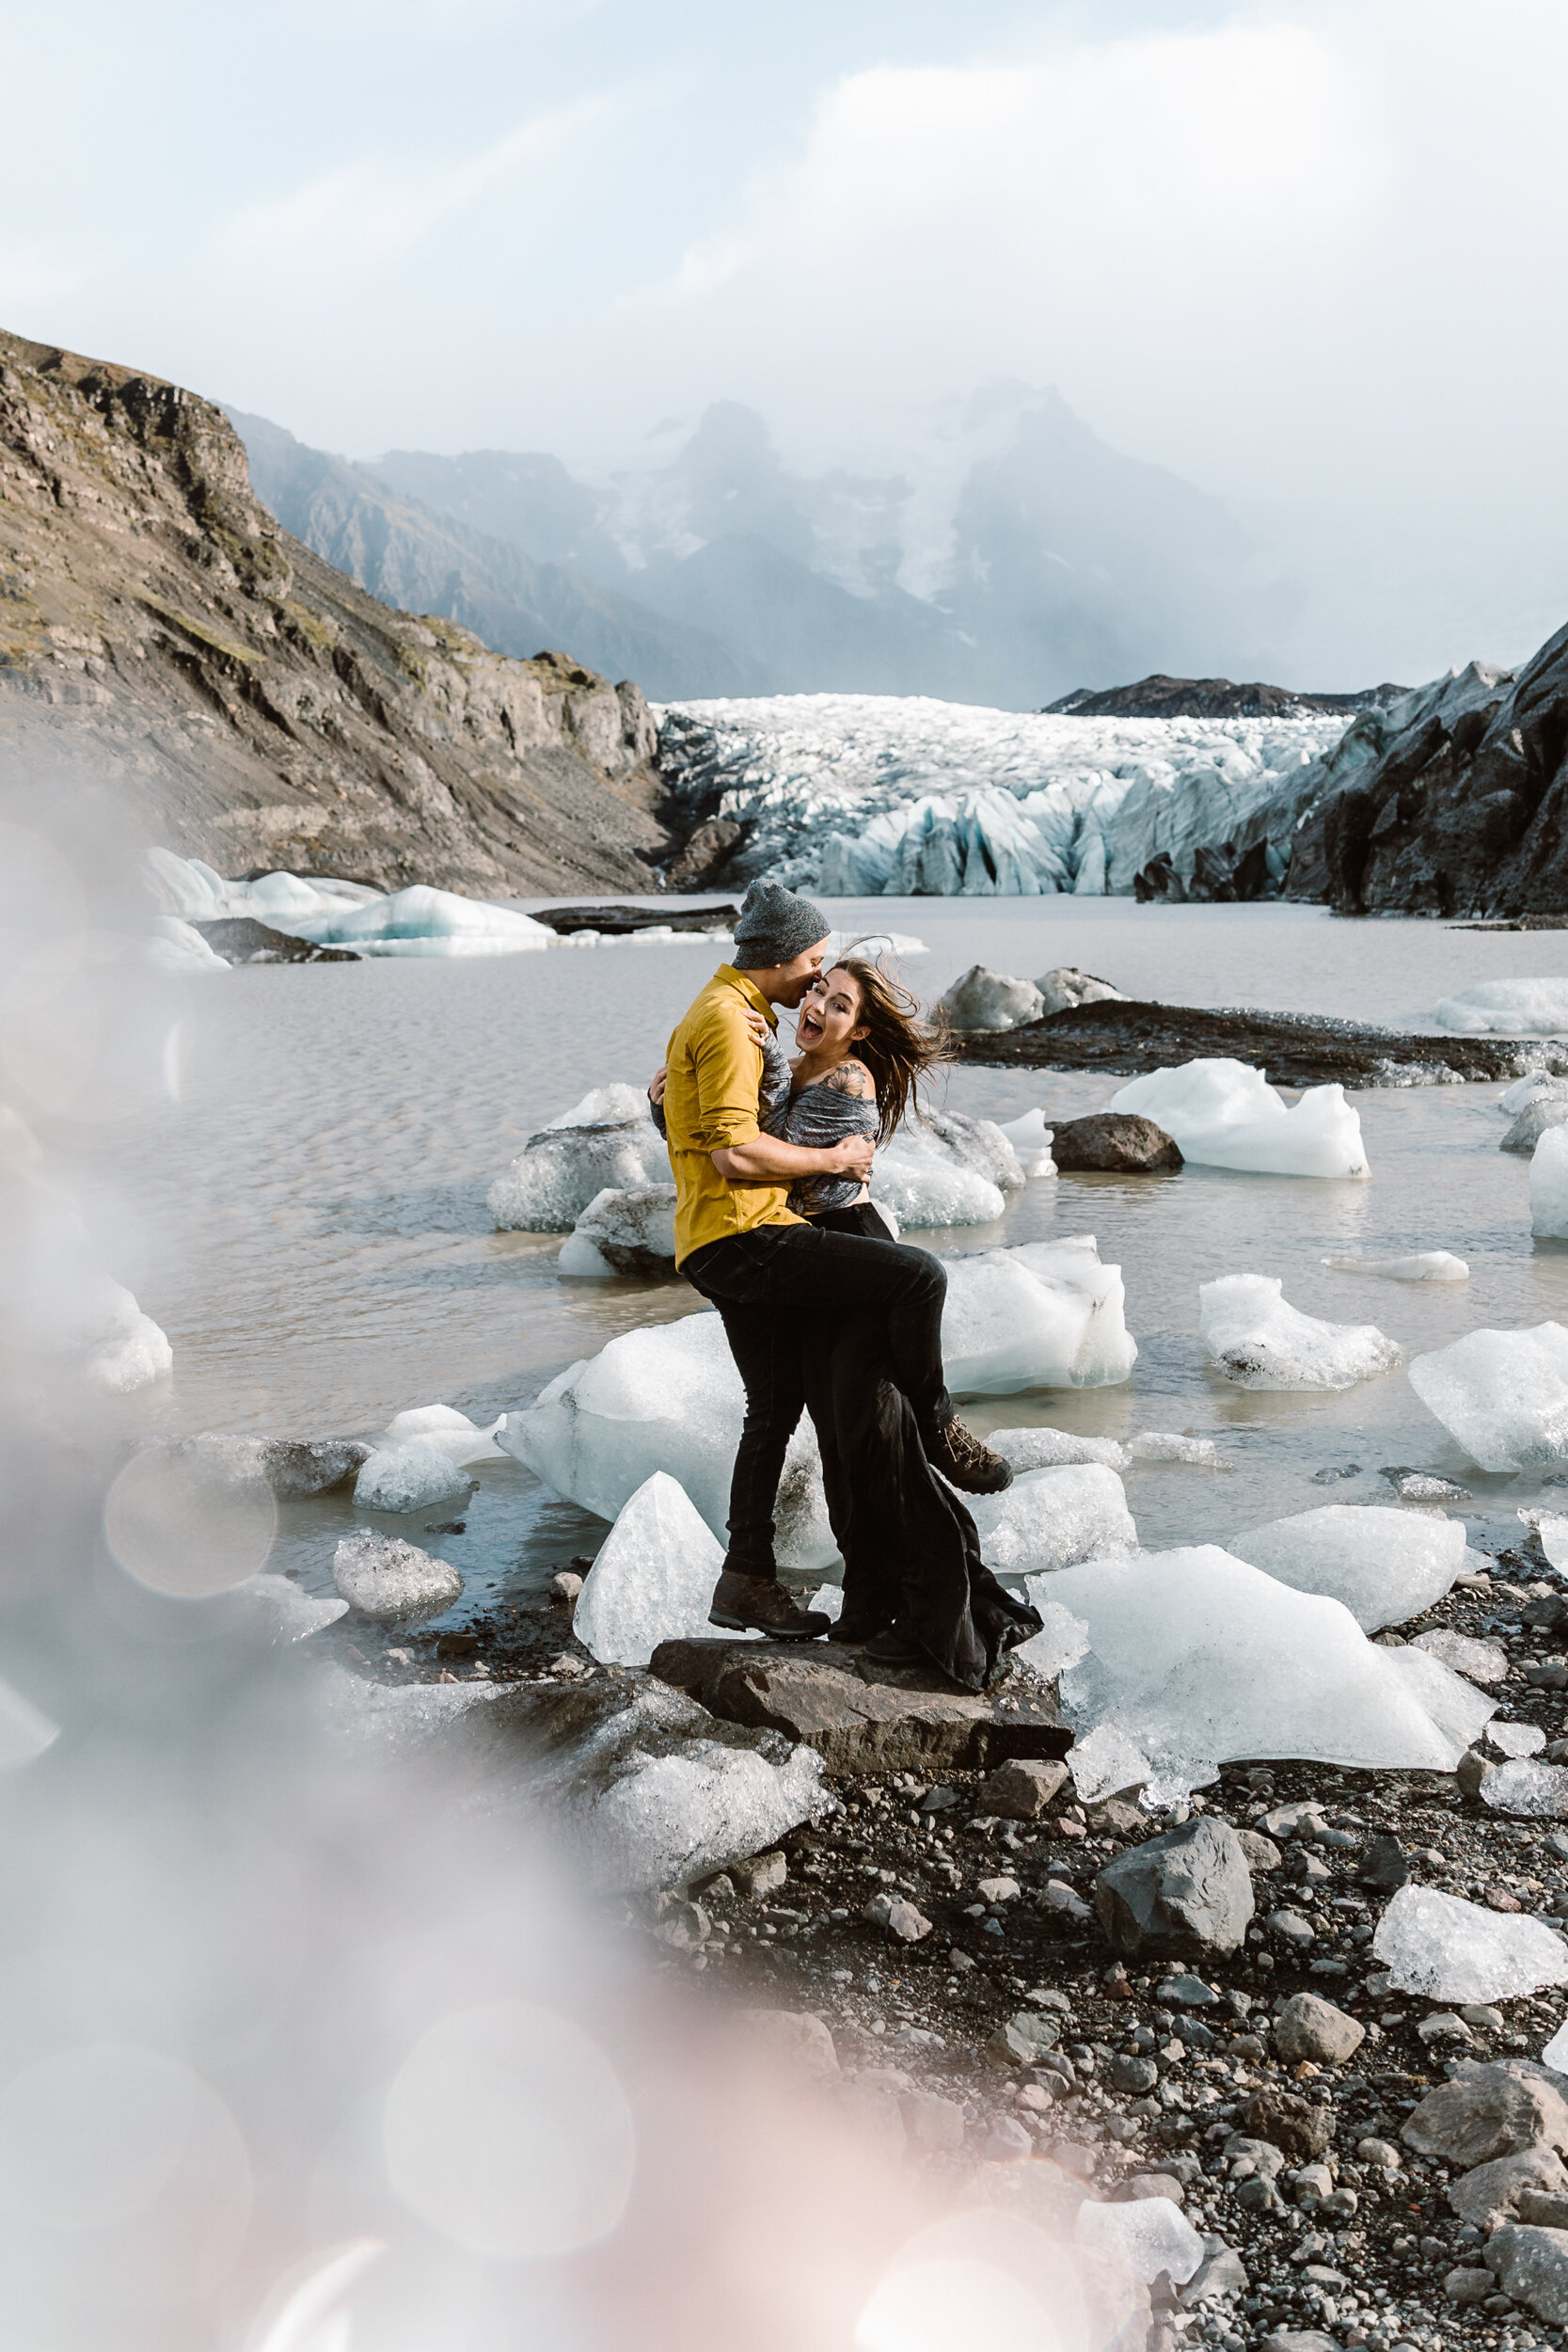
[647,1638,1072,1774]
[952,998,1559,1089]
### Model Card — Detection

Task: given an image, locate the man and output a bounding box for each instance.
[662,878,1012,1641]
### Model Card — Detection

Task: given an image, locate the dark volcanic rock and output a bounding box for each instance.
[0,329,674,895]
[952,996,1563,1089]
[646,1637,1071,1774]
[194,917,358,964]
[1092,1817,1255,1958]
[1284,628,1568,916]
[1051,1112,1182,1172]
[531,900,738,937]
[1235,2087,1335,2160]
[1046,675,1406,722]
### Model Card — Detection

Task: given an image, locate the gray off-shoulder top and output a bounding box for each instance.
[650,1029,877,1216]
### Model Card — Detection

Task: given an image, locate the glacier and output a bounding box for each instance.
[655,695,1354,898]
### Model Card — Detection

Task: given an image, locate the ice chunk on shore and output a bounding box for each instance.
[1323,1251,1470,1282]
[991,1425,1130,1471]
[1110,1060,1370,1179]
[1228,1504,1465,1630]
[560,1184,678,1278]
[1076,2197,1203,2288]
[574,1472,729,1668]
[1408,1324,1568,1470]
[333,1530,462,1621]
[1533,1127,1568,1238]
[1481,1760,1568,1819]
[1435,980,1568,1036]
[870,1110,1024,1232]
[489,1105,672,1232]
[232,1573,348,1643]
[996,1107,1057,1179]
[967,1463,1135,1578]
[940,966,1044,1031]
[1036,1546,1494,1803]
[942,1236,1138,1394]
[1200,1273,1402,1391]
[1372,1883,1568,2002]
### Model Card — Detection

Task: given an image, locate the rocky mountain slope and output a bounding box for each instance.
[233,409,762,703]
[1284,635,1568,915]
[0,330,674,895]
[1049,675,1408,723]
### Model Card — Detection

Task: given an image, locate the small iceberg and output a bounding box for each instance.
[1199,1273,1401,1391]
[1434,980,1568,1036]
[1408,1323,1568,1471]
[1110,1059,1369,1179]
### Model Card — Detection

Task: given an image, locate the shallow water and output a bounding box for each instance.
[76,898,1568,1622]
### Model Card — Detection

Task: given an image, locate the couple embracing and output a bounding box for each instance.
[650,881,1041,1692]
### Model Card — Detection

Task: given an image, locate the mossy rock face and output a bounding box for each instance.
[0,327,673,894]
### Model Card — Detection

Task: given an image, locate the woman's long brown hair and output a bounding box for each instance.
[831,951,951,1144]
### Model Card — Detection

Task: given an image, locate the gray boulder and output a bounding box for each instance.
[1274,1993,1365,2066]
[1403,2061,1568,2169]
[941,965,1045,1031]
[1092,1816,1255,1958]
[561,1184,678,1277]
[1449,2146,1568,2229]
[980,1756,1070,1818]
[1485,2224,1568,2325]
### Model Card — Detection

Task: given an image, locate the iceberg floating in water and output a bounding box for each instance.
[1323,1251,1469,1282]
[489,1093,672,1232]
[1110,1059,1369,1179]
[145,850,551,958]
[354,1404,502,1512]
[574,1472,730,1668]
[1199,1273,1401,1391]
[1434,980,1568,1036]
[1034,1545,1495,1804]
[870,1109,1022,1229]
[1533,1127,1568,1238]
[559,1185,679,1278]
[1408,1323,1568,1471]
[1227,1503,1466,1630]
[1501,1073,1568,1117]
[499,1239,1136,1561]
[996,1108,1056,1179]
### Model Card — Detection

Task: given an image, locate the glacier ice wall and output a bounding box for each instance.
[656,694,1354,898]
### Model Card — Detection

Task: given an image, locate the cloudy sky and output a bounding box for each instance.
[6,0,1566,681]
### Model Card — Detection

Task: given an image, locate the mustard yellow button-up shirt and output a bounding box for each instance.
[664,964,804,1267]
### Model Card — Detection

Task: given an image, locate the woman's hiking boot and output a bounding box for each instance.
[828,1606,895,1645]
[862,1625,927,1667]
[925,1417,1013,1494]
[709,1570,831,1640]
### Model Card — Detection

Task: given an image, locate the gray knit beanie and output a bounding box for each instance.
[731,880,831,969]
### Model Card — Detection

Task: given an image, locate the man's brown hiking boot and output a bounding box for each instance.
[709,1570,831,1640]
[925,1417,1013,1494]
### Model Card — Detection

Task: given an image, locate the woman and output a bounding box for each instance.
[654,954,1040,1690]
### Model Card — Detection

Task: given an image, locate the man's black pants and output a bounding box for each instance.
[683,1219,952,1581]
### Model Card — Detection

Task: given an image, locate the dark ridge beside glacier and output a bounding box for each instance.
[1047,675,1409,722]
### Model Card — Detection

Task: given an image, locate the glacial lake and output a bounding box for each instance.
[80,897,1568,1620]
